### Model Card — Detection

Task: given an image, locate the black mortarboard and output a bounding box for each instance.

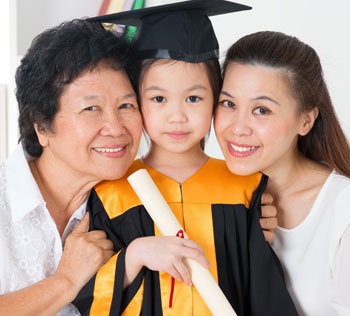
[88,0,251,63]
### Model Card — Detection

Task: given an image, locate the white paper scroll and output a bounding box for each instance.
[127,169,237,316]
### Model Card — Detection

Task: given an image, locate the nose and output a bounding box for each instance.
[230,110,253,137]
[100,112,127,137]
[167,102,188,124]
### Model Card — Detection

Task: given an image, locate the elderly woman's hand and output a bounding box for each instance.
[55,213,115,298]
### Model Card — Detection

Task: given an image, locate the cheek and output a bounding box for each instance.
[53,117,91,147]
[254,125,278,144]
[141,108,160,134]
[124,111,143,139]
[213,110,230,141]
[197,108,213,131]
[259,118,298,142]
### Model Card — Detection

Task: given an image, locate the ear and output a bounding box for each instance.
[34,123,49,147]
[299,107,319,136]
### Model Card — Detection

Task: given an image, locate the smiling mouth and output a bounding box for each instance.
[230,143,257,153]
[94,147,125,153]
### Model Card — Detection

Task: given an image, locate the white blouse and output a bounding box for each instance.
[0,144,86,315]
[272,171,350,316]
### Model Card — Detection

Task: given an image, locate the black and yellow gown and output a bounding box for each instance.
[73,158,298,316]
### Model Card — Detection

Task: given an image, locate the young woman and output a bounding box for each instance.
[215,30,350,315]
[73,2,298,316]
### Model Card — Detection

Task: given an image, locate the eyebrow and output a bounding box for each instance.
[144,84,208,93]
[144,86,165,92]
[186,84,208,92]
[80,95,101,101]
[254,96,280,105]
[80,93,137,101]
[220,91,280,105]
[220,90,233,98]
[120,92,137,100]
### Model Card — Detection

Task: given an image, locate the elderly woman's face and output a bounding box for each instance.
[40,64,142,182]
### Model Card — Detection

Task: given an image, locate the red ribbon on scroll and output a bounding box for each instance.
[169,229,185,308]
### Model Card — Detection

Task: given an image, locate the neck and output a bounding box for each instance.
[142,142,208,183]
[264,150,307,199]
[264,148,331,228]
[29,152,98,235]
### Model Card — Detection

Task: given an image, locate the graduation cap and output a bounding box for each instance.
[88,0,251,63]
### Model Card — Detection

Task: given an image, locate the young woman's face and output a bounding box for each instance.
[139,60,214,154]
[214,63,310,177]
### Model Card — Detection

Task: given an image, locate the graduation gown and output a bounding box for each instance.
[73,158,298,316]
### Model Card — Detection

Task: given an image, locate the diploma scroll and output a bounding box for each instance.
[127,169,237,316]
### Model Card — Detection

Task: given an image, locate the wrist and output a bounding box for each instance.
[51,272,80,302]
[126,238,144,271]
[124,238,144,288]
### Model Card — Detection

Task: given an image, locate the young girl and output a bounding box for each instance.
[74,2,297,315]
[214,31,350,315]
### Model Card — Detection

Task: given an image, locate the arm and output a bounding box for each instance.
[0,213,114,316]
[260,192,278,243]
[124,235,210,289]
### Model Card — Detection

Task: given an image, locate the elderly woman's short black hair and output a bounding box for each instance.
[16,19,132,157]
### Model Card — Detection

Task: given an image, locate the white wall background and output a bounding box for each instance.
[1,0,350,161]
[0,1,10,161]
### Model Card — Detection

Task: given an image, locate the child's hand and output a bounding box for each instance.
[260,192,278,243]
[125,236,210,287]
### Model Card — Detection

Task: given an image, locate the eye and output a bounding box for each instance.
[186,96,201,103]
[119,103,135,109]
[84,105,98,111]
[152,96,166,103]
[219,100,235,108]
[253,106,271,115]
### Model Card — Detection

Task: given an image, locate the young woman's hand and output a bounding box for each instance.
[260,192,278,243]
[125,236,210,287]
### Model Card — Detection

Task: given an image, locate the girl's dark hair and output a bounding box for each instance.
[135,58,222,150]
[16,19,132,157]
[223,31,350,177]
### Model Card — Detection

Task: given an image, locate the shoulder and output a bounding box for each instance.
[0,163,12,245]
[325,172,350,203]
[93,159,143,219]
[0,163,11,220]
[324,172,350,244]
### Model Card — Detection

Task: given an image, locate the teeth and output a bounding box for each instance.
[230,144,256,152]
[94,147,123,153]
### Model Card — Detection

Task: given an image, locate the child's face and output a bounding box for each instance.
[140,60,214,154]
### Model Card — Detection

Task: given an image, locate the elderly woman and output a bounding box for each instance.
[0,19,142,315]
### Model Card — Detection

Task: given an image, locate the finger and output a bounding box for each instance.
[261,204,277,218]
[173,261,192,286]
[87,230,108,240]
[263,230,275,244]
[102,250,116,264]
[95,239,114,251]
[260,217,278,230]
[74,212,90,233]
[261,192,273,205]
[180,247,210,269]
[168,264,184,284]
[180,239,205,254]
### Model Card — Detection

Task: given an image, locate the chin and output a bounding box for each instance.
[225,161,257,176]
[100,165,131,181]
